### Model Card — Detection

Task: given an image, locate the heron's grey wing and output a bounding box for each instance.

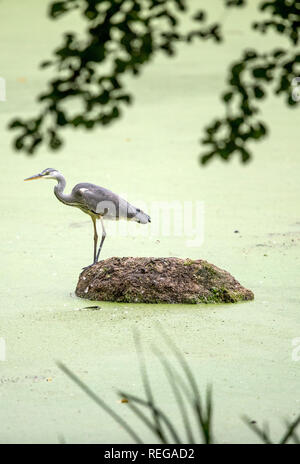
[72,183,138,219]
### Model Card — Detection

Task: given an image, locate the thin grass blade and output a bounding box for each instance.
[133,331,167,443]
[120,391,182,444]
[152,346,195,444]
[57,361,143,444]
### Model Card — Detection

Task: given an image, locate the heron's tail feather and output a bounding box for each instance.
[133,209,151,224]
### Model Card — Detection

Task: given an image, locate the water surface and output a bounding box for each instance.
[0,0,299,443]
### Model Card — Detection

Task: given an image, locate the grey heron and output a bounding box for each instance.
[24,168,151,267]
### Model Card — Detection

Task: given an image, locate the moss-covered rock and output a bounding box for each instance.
[75,257,254,304]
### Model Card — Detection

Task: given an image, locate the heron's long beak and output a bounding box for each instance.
[24,173,43,181]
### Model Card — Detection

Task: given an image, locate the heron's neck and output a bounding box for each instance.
[54,173,73,205]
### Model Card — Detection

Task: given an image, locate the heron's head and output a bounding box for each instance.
[24,168,59,181]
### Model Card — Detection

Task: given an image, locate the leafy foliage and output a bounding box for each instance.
[201,0,300,164]
[8,0,300,163]
[201,47,299,164]
[9,0,223,155]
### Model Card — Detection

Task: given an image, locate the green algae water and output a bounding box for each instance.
[0,0,299,443]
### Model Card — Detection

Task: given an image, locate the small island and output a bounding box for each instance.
[76,257,254,304]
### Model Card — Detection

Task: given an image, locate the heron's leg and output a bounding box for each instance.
[92,216,98,264]
[96,217,106,262]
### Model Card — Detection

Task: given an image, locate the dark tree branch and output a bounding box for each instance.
[8,0,300,164]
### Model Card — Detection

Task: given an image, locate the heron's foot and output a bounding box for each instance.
[82,262,97,271]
